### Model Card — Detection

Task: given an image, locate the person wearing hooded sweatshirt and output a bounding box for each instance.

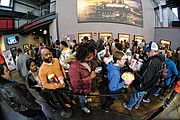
[102,51,131,113]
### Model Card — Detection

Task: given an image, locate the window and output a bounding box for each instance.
[0,0,10,7]
[172,7,178,18]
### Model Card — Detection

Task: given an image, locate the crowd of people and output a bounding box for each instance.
[0,36,180,119]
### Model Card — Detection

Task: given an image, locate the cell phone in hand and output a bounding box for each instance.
[95,67,102,73]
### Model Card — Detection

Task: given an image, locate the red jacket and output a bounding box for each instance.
[68,60,92,94]
[174,80,180,93]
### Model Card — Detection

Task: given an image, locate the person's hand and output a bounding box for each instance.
[57,83,66,88]
[90,71,96,80]
[124,80,133,85]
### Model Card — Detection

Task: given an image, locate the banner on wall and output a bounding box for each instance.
[77,0,143,27]
[2,49,16,71]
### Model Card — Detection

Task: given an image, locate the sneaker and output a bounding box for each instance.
[102,107,110,113]
[123,103,131,111]
[82,107,91,113]
[154,93,159,97]
[134,106,138,109]
[143,98,150,103]
[158,95,165,101]
[165,99,170,107]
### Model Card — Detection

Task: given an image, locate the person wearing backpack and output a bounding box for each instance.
[154,50,179,100]
[123,41,164,110]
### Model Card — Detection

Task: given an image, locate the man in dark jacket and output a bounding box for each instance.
[0,64,48,120]
[123,41,165,110]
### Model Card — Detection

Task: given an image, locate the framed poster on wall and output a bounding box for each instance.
[118,33,130,43]
[134,35,144,45]
[98,32,113,41]
[23,44,29,50]
[160,39,171,50]
[78,32,92,43]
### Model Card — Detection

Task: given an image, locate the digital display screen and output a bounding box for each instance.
[6,36,19,45]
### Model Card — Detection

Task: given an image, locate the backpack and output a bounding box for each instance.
[134,56,165,91]
[160,61,168,81]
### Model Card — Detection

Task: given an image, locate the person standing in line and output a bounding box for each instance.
[0,64,48,120]
[102,51,131,113]
[123,41,164,110]
[16,48,30,79]
[68,44,97,113]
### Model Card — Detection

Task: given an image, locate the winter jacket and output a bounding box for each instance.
[166,59,179,78]
[0,78,41,112]
[68,60,92,94]
[134,54,165,91]
[106,62,125,92]
[172,53,180,77]
[165,59,179,85]
[174,80,180,93]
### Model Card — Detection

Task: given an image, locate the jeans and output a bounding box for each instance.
[78,95,86,108]
[126,89,145,109]
[103,96,115,109]
[144,85,158,100]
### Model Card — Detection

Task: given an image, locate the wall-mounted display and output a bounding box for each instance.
[134,35,144,45]
[78,32,92,43]
[98,32,113,41]
[118,33,130,43]
[2,49,16,71]
[6,36,19,46]
[77,0,143,27]
[160,39,171,50]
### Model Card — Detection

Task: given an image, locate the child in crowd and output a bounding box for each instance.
[102,51,132,113]
[26,58,41,89]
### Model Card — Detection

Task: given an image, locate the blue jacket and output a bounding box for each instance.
[166,59,179,79]
[165,59,179,85]
[106,62,125,92]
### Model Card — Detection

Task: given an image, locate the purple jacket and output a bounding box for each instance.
[68,60,92,94]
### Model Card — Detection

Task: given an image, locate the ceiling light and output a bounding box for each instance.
[43,30,47,34]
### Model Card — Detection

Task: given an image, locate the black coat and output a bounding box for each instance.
[133,54,165,91]
[0,78,41,112]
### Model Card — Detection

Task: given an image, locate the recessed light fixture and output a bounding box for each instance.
[40,29,42,31]
[33,32,35,33]
[43,30,47,34]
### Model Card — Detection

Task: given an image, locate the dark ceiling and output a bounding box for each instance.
[15,0,50,7]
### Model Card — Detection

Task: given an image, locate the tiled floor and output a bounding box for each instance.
[1,70,180,120]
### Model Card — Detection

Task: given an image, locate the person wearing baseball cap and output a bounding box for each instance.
[144,41,159,58]
[123,41,165,110]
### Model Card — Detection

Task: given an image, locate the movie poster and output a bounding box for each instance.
[77,0,143,27]
[2,49,16,71]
